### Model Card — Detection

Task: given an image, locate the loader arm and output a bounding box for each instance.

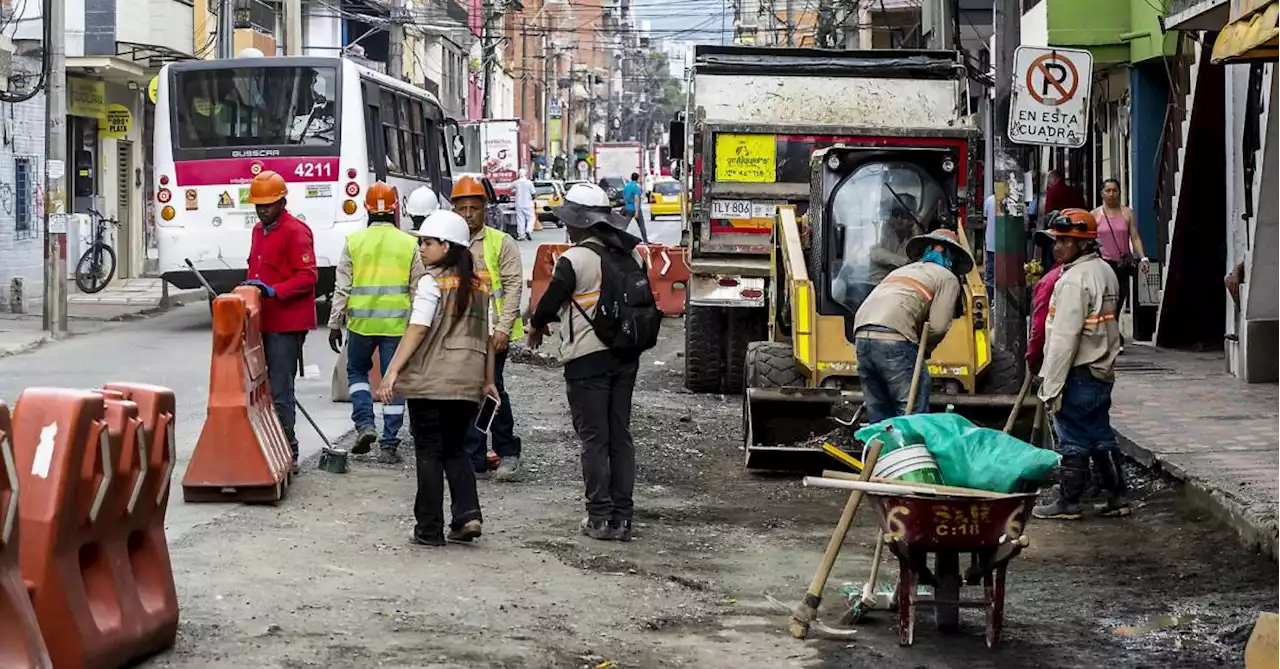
[777,206,818,380]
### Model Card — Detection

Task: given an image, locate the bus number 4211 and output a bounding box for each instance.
[294,162,333,179]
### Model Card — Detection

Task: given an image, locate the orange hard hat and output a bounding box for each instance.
[246,170,288,205]
[365,181,399,214]
[451,175,488,202]
[1046,208,1098,239]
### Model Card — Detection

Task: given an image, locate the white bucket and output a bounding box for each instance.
[872,444,942,485]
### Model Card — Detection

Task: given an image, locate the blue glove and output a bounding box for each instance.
[241,279,276,298]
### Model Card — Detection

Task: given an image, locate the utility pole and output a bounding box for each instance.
[215,0,234,58]
[285,0,303,55]
[543,28,554,175]
[43,0,67,336]
[388,0,406,78]
[785,0,795,46]
[482,0,496,118]
[991,0,1027,359]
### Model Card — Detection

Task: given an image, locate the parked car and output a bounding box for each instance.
[649,177,683,218]
[597,177,627,207]
[534,180,565,226]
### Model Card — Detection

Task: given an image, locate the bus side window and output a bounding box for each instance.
[381,89,402,174]
[409,99,427,178]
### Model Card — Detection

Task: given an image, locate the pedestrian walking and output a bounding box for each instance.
[512,168,536,241]
[851,229,971,423]
[449,176,526,481]
[1091,178,1149,353]
[528,183,662,542]
[1031,208,1128,521]
[621,172,651,244]
[377,210,498,546]
[242,170,318,474]
[404,185,441,231]
[327,182,427,464]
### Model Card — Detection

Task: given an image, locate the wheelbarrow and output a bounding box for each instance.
[867,490,1037,648]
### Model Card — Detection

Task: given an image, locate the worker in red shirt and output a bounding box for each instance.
[1027,227,1064,373]
[243,169,318,473]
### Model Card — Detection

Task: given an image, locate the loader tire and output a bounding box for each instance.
[744,341,804,390]
[978,346,1024,395]
[725,309,766,395]
[685,303,725,393]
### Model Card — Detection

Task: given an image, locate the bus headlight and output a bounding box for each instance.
[342,199,358,215]
[161,206,176,221]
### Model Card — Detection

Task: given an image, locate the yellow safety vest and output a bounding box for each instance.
[346,225,418,336]
[482,227,524,341]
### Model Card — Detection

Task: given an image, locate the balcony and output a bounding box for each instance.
[1021,0,1178,66]
[11,0,194,61]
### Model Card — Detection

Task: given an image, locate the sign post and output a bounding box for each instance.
[1008,46,1094,149]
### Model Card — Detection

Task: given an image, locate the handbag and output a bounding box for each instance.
[1101,210,1138,270]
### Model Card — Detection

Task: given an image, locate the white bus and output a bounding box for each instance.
[152,55,464,309]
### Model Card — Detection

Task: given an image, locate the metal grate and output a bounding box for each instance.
[13,156,34,240]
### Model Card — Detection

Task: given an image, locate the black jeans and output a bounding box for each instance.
[462,348,520,471]
[1106,260,1133,316]
[263,331,304,464]
[566,360,639,523]
[408,398,483,540]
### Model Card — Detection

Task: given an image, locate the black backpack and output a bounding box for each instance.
[572,243,663,354]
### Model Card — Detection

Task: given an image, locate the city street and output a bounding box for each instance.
[0,247,1273,667]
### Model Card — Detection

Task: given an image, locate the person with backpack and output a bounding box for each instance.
[528,183,662,542]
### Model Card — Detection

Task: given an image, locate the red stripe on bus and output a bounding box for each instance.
[173,157,342,187]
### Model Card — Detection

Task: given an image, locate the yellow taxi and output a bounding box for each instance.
[649,177,683,217]
[534,180,565,226]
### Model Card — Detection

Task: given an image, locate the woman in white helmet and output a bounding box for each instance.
[377,209,497,547]
[404,186,441,231]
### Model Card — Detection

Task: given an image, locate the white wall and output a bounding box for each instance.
[1020,0,1048,48]
[305,4,344,55]
[0,57,47,312]
[13,0,192,57]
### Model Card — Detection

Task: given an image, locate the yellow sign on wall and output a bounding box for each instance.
[102,104,133,138]
[714,134,776,183]
[68,78,106,118]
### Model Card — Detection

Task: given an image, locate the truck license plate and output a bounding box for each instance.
[711,199,753,219]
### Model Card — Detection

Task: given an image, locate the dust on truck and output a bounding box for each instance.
[669,45,978,394]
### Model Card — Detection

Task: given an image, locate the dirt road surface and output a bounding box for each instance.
[145,321,1275,669]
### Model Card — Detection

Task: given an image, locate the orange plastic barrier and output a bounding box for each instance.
[527,243,689,318]
[98,383,179,658]
[14,388,132,668]
[0,401,52,669]
[183,286,293,503]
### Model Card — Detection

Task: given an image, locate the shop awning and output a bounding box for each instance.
[1211,0,1279,63]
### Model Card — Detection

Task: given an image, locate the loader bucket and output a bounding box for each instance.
[743,387,1042,472]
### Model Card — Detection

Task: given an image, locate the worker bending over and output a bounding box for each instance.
[1033,209,1127,521]
[328,182,427,463]
[852,229,971,423]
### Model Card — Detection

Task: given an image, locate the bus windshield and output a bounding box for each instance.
[173,66,339,149]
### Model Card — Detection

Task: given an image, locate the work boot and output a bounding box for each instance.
[410,532,446,547]
[579,517,614,541]
[1094,450,1132,518]
[1033,455,1087,520]
[448,520,483,543]
[352,428,377,455]
[377,447,402,465]
[494,456,522,481]
[609,519,633,542]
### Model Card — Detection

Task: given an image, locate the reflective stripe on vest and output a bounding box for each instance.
[482,227,524,340]
[346,225,418,336]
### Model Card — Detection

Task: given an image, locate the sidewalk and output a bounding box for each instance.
[0,278,204,357]
[1112,346,1278,560]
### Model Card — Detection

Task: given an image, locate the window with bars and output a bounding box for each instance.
[14,157,34,240]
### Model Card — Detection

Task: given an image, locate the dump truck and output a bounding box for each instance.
[669,45,997,395]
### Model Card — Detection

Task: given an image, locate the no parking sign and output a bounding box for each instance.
[1008,46,1093,149]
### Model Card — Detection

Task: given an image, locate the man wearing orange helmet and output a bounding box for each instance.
[1032,208,1126,521]
[244,169,318,472]
[452,175,526,480]
[328,182,427,463]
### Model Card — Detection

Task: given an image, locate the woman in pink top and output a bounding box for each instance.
[1091,179,1149,327]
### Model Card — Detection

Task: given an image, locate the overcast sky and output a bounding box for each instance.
[630,0,731,46]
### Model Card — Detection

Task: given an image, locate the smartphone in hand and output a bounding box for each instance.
[474,393,500,434]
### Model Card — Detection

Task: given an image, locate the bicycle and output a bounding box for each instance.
[74,209,120,294]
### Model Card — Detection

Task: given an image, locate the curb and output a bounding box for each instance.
[0,335,50,360]
[1116,430,1278,562]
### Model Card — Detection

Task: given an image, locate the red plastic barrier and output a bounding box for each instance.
[98,383,179,659]
[183,286,293,503]
[0,401,52,668]
[14,388,131,669]
[527,242,689,318]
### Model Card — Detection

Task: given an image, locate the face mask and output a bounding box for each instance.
[921,248,953,270]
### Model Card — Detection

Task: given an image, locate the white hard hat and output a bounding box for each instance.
[405,186,441,217]
[564,182,611,208]
[413,210,470,246]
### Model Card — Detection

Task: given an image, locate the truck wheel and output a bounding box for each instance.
[725,309,766,394]
[978,346,1024,394]
[684,303,724,393]
[744,341,804,389]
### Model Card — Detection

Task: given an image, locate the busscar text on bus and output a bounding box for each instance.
[152,55,467,317]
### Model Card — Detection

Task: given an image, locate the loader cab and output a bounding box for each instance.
[812,145,964,340]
